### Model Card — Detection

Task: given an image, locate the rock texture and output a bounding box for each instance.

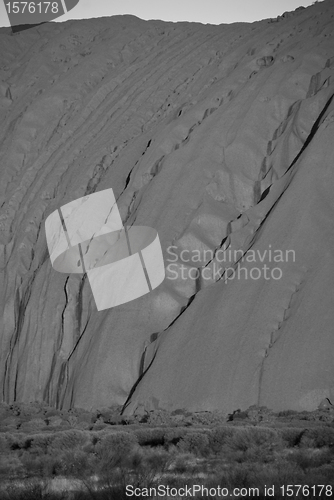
[0,1,334,414]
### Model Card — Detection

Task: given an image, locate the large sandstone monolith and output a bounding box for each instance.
[0,1,333,413]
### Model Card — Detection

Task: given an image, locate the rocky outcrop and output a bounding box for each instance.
[0,1,334,413]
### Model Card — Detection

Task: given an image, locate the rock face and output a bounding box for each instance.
[0,1,334,414]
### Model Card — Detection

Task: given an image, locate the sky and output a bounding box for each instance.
[0,0,319,28]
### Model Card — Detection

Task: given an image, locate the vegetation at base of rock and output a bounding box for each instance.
[0,404,333,499]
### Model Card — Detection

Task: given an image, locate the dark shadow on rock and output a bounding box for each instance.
[11,22,47,34]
